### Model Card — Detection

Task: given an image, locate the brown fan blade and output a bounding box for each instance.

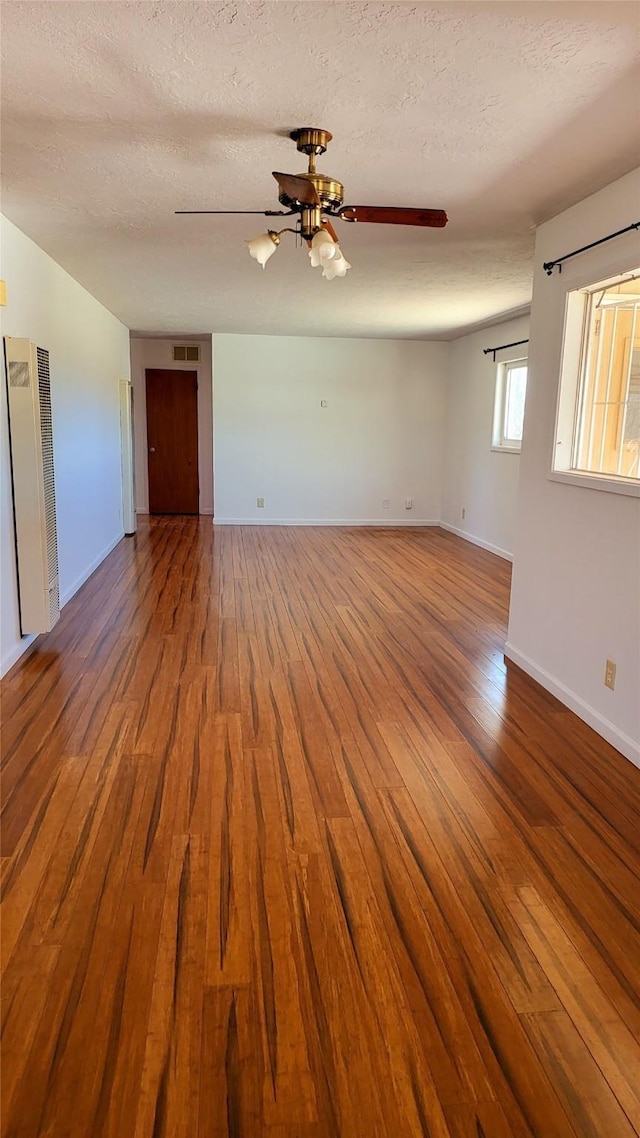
[272,171,320,207]
[339,206,448,227]
[175,210,291,215]
[322,217,340,243]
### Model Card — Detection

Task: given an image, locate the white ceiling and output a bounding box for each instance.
[1,1,639,339]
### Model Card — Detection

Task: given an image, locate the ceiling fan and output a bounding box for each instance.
[176,128,448,278]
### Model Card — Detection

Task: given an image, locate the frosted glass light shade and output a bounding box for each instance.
[246,231,279,268]
[309,229,337,268]
[322,247,351,279]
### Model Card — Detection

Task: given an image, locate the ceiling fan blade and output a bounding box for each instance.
[272,171,320,207]
[175,209,291,215]
[339,206,448,227]
[322,217,340,244]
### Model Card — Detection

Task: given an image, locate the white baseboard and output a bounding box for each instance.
[504,643,640,769]
[136,508,214,516]
[1,531,125,678]
[1,633,38,678]
[213,517,440,527]
[439,522,512,562]
[60,531,125,607]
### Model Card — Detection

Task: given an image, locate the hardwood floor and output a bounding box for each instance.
[2,516,639,1137]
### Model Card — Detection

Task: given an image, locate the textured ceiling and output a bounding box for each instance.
[1,1,639,339]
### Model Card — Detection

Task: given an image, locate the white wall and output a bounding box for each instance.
[441,314,530,560]
[129,336,213,514]
[507,169,640,766]
[213,334,448,524]
[1,216,130,674]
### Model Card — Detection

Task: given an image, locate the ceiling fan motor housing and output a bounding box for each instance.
[308,172,344,210]
[276,173,344,211]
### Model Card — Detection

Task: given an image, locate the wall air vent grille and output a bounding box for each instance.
[173,344,200,362]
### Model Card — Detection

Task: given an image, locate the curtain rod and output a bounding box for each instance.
[483,338,529,362]
[543,221,640,276]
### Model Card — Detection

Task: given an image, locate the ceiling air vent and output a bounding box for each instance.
[173,344,200,362]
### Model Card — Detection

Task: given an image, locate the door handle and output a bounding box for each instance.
[149,446,156,453]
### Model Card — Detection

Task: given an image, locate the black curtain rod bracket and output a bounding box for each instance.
[543,222,640,276]
[483,338,529,362]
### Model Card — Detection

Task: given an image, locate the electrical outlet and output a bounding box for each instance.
[462,507,466,519]
[320,399,328,408]
[257,497,265,508]
[604,659,616,689]
[382,498,390,509]
[405,498,413,509]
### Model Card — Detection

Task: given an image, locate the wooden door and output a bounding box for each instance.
[146,369,199,514]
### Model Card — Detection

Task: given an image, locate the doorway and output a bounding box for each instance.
[145,368,199,514]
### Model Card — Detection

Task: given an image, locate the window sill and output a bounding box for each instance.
[491,445,521,454]
[549,469,640,497]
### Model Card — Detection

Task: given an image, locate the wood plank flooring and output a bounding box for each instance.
[2,516,640,1137]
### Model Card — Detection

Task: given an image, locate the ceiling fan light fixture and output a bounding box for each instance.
[322,247,351,280]
[246,230,280,268]
[309,229,338,267]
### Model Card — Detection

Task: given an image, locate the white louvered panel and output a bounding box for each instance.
[119,380,136,534]
[36,347,60,625]
[4,338,61,634]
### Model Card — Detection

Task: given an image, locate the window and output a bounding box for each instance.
[554,270,640,488]
[492,358,528,451]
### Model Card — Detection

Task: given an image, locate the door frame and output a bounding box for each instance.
[130,337,214,517]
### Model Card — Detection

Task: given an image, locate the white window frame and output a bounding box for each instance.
[492,357,528,453]
[551,260,640,498]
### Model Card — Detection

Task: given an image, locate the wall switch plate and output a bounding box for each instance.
[604,659,616,689]
[405,498,413,509]
[257,497,265,508]
[382,498,390,509]
[320,399,328,408]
